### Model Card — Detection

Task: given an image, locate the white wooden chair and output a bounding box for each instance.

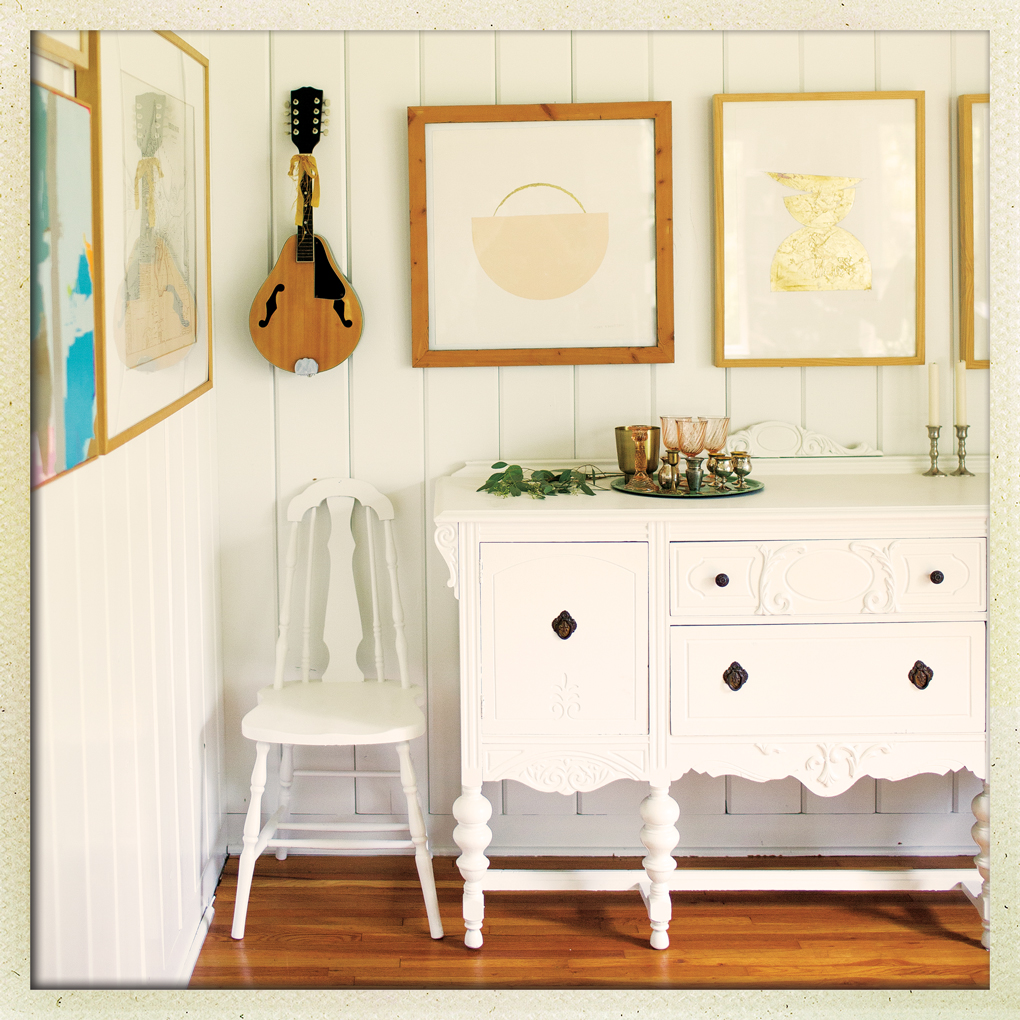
[230,478,443,941]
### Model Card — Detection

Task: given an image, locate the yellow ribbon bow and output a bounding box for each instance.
[289,154,320,226]
[133,157,163,229]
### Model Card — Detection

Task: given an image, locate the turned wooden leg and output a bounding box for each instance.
[640,783,680,950]
[452,784,492,949]
[231,740,270,939]
[275,743,294,861]
[397,741,444,939]
[972,782,990,950]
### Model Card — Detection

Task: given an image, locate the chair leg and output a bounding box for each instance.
[275,743,294,861]
[231,740,271,940]
[396,741,444,939]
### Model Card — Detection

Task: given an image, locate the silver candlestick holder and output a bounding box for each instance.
[950,424,974,476]
[922,425,946,476]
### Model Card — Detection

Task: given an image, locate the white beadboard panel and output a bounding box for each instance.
[724,32,801,94]
[270,33,353,511]
[495,34,575,461]
[728,366,803,432]
[420,30,496,105]
[673,772,727,816]
[575,363,653,462]
[651,32,727,423]
[802,31,877,91]
[496,31,572,105]
[503,781,579,816]
[727,775,803,815]
[955,32,990,92]
[803,365,879,451]
[877,771,955,814]
[803,777,877,815]
[207,32,280,813]
[954,768,985,812]
[578,779,645,816]
[879,32,955,454]
[33,478,89,984]
[573,31,650,103]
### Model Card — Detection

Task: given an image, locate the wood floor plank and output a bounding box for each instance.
[191,854,989,990]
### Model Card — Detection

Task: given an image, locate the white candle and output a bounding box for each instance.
[928,362,939,427]
[955,360,968,426]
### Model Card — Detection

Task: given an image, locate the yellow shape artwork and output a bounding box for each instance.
[768,172,872,292]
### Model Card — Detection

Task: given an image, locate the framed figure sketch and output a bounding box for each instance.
[77,31,212,452]
[713,91,925,367]
[408,101,674,367]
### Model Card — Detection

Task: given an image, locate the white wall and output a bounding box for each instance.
[32,43,224,988]
[213,29,989,858]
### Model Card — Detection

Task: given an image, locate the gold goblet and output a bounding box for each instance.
[624,425,659,492]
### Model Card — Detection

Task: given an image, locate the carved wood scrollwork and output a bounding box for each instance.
[433,523,459,599]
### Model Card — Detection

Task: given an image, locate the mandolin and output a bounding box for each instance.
[249,86,363,375]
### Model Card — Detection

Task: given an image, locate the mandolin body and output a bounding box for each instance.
[248,233,363,374]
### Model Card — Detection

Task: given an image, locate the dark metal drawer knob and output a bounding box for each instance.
[723,661,748,691]
[929,570,945,585]
[551,610,577,640]
[908,660,934,690]
[715,573,730,588]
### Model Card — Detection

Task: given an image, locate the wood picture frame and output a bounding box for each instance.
[713,91,926,368]
[31,31,90,70]
[407,101,673,367]
[959,93,990,370]
[77,31,212,453]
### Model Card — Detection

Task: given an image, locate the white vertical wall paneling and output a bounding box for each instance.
[72,461,117,982]
[572,32,654,462]
[496,31,576,462]
[418,32,503,815]
[879,32,954,456]
[801,32,880,452]
[271,32,353,502]
[650,32,727,422]
[207,33,279,813]
[804,779,877,815]
[723,32,805,431]
[346,32,429,814]
[34,480,88,983]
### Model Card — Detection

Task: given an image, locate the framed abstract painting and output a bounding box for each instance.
[713,91,925,367]
[408,101,674,367]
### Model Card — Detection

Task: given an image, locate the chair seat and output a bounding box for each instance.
[241,679,427,746]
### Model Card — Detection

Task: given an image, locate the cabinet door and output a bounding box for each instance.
[670,621,985,737]
[480,542,648,735]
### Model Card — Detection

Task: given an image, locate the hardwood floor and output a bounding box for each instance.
[190,854,989,990]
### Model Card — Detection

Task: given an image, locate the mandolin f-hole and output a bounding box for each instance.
[332,299,352,327]
[258,283,286,328]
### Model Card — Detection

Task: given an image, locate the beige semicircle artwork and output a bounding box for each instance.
[768,172,872,292]
[471,183,609,300]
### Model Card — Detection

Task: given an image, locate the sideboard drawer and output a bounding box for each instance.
[670,621,985,737]
[670,538,986,617]
[480,542,648,736]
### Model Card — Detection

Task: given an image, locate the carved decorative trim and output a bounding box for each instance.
[727,421,880,458]
[492,751,646,793]
[433,523,459,599]
[550,676,581,719]
[803,742,892,788]
[849,541,897,613]
[755,743,784,756]
[757,543,803,615]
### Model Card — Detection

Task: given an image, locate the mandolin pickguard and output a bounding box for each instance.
[248,233,363,373]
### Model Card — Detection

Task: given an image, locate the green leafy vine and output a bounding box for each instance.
[477,462,598,499]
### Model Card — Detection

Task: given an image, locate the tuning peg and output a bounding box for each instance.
[321,127,329,137]
[323,98,330,108]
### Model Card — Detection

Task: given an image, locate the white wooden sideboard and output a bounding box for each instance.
[433,465,990,950]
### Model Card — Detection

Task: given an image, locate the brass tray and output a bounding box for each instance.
[610,477,764,499]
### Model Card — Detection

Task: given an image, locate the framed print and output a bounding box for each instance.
[32,31,89,70]
[408,102,673,367]
[77,31,211,452]
[959,93,989,369]
[31,83,98,487]
[713,92,925,367]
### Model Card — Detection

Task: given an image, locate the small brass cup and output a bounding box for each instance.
[615,426,660,480]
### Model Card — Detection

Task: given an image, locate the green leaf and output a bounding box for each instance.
[579,482,595,496]
[491,461,507,469]
[506,465,524,482]
[509,482,521,496]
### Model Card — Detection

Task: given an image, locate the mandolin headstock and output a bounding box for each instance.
[134,92,167,158]
[286,86,330,153]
